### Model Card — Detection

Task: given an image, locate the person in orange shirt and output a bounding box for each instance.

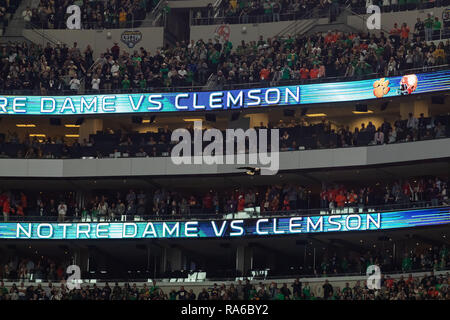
[385,276,394,289]
[260,67,271,82]
[335,191,347,208]
[324,31,337,44]
[347,190,358,206]
[299,64,310,81]
[309,65,319,79]
[400,22,410,42]
[389,23,401,44]
[119,8,127,28]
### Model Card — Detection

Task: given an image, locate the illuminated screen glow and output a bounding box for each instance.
[0,70,449,115]
[1,207,450,240]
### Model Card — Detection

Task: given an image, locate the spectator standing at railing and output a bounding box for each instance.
[272,1,281,22]
[433,16,442,40]
[389,23,401,44]
[414,17,425,40]
[400,23,410,41]
[425,13,434,41]
[1,194,9,222]
[382,0,391,11]
[57,201,67,222]
[22,6,32,27]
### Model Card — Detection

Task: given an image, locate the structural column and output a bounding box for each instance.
[160,247,184,274]
[235,245,253,277]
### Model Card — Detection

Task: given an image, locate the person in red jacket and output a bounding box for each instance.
[281,196,290,211]
[2,197,10,222]
[237,195,245,211]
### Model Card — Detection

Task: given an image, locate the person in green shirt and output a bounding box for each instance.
[81,207,88,221]
[149,280,160,298]
[121,74,131,90]
[139,75,147,90]
[169,289,177,300]
[424,13,433,41]
[159,63,169,81]
[0,282,8,298]
[273,289,285,300]
[341,257,349,273]
[286,50,297,67]
[209,49,221,67]
[303,282,311,299]
[355,61,372,77]
[433,17,442,41]
[263,0,272,22]
[402,255,412,272]
[248,286,257,300]
[281,63,291,81]
[440,245,448,258]
[284,36,294,49]
[223,40,233,57]
[375,45,384,57]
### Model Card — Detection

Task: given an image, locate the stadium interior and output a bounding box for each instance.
[0,0,449,302]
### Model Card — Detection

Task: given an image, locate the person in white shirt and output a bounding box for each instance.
[111,62,120,76]
[91,75,101,91]
[22,7,32,25]
[406,112,418,130]
[69,76,81,91]
[57,202,67,222]
[374,128,385,145]
[178,66,188,79]
[388,127,397,143]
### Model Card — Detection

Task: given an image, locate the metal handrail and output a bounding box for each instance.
[20,17,158,30]
[0,64,447,96]
[342,4,391,35]
[191,10,328,26]
[4,202,447,223]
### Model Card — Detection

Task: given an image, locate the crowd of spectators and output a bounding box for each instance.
[1,25,450,95]
[196,0,449,25]
[315,243,450,277]
[0,272,450,300]
[351,0,450,14]
[88,29,450,92]
[24,0,154,29]
[1,111,449,160]
[320,176,448,211]
[197,0,331,25]
[0,241,449,299]
[0,41,91,94]
[0,256,66,282]
[0,175,448,221]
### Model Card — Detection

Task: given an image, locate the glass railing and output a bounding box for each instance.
[3,201,446,223]
[0,64,448,96]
